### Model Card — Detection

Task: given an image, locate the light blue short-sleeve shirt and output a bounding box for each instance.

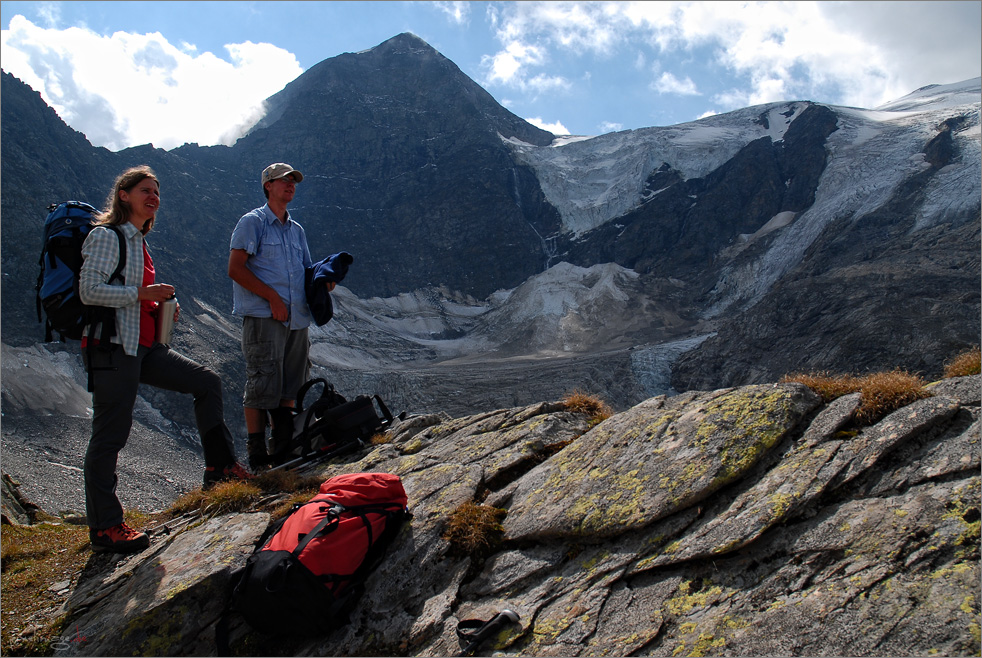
[230,204,313,330]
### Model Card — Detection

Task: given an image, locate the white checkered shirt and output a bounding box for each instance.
[79,222,147,356]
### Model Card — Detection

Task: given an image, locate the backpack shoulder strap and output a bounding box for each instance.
[292,502,345,557]
[373,395,395,426]
[295,378,329,412]
[104,224,127,284]
[84,225,128,392]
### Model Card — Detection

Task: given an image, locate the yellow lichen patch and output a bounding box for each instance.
[165,580,190,601]
[530,617,564,648]
[400,437,425,455]
[693,387,800,487]
[643,413,674,441]
[768,492,795,520]
[931,563,974,580]
[664,580,726,616]
[941,479,982,558]
[691,632,726,657]
[579,550,610,571]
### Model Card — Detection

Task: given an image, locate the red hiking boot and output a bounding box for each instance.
[203,462,256,490]
[89,522,150,553]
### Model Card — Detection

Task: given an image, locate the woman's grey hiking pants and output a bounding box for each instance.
[84,342,230,530]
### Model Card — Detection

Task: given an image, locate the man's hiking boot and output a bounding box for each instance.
[90,522,150,553]
[246,435,272,472]
[203,462,256,490]
[248,452,273,472]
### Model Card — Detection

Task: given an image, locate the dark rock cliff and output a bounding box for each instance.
[672,107,982,389]
[233,32,563,299]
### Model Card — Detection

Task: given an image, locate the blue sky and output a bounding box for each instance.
[1,1,980,151]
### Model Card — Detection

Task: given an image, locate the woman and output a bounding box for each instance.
[79,165,252,553]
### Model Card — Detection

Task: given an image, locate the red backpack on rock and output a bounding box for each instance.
[219,472,410,645]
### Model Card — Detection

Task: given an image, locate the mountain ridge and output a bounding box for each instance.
[0,35,978,501]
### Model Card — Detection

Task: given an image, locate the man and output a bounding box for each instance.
[228,163,335,468]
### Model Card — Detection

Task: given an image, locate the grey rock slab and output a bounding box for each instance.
[926,374,981,406]
[56,512,268,657]
[503,384,821,541]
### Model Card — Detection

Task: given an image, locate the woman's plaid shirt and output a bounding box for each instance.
[79,222,148,356]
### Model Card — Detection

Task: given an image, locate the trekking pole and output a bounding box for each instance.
[457,609,520,656]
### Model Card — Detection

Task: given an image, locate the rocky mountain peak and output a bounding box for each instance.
[246,31,553,148]
[368,31,441,56]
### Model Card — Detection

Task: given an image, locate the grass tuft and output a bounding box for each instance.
[252,470,324,496]
[369,432,390,445]
[166,480,262,518]
[780,371,863,402]
[563,390,613,427]
[442,502,507,559]
[163,471,324,520]
[782,368,931,425]
[269,488,322,521]
[943,346,981,379]
[853,369,931,424]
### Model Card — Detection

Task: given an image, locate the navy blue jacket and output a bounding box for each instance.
[305,252,353,326]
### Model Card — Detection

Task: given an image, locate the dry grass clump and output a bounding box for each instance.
[166,480,263,518]
[164,470,326,520]
[943,346,981,378]
[563,390,613,427]
[369,432,390,445]
[442,502,507,558]
[854,369,931,424]
[781,372,863,402]
[782,368,931,425]
[253,469,324,495]
[269,488,324,521]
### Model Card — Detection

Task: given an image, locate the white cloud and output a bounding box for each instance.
[484,40,547,86]
[35,2,60,28]
[526,116,570,135]
[0,15,302,150]
[432,1,471,26]
[528,74,571,94]
[599,121,623,134]
[482,1,981,115]
[653,71,699,96]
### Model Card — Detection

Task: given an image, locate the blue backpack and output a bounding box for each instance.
[35,200,125,346]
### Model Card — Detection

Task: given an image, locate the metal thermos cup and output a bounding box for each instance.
[157,296,177,344]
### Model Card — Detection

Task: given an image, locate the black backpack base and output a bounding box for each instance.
[266,380,401,472]
[231,549,355,636]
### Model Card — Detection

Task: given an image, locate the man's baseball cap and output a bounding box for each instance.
[261,163,303,185]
